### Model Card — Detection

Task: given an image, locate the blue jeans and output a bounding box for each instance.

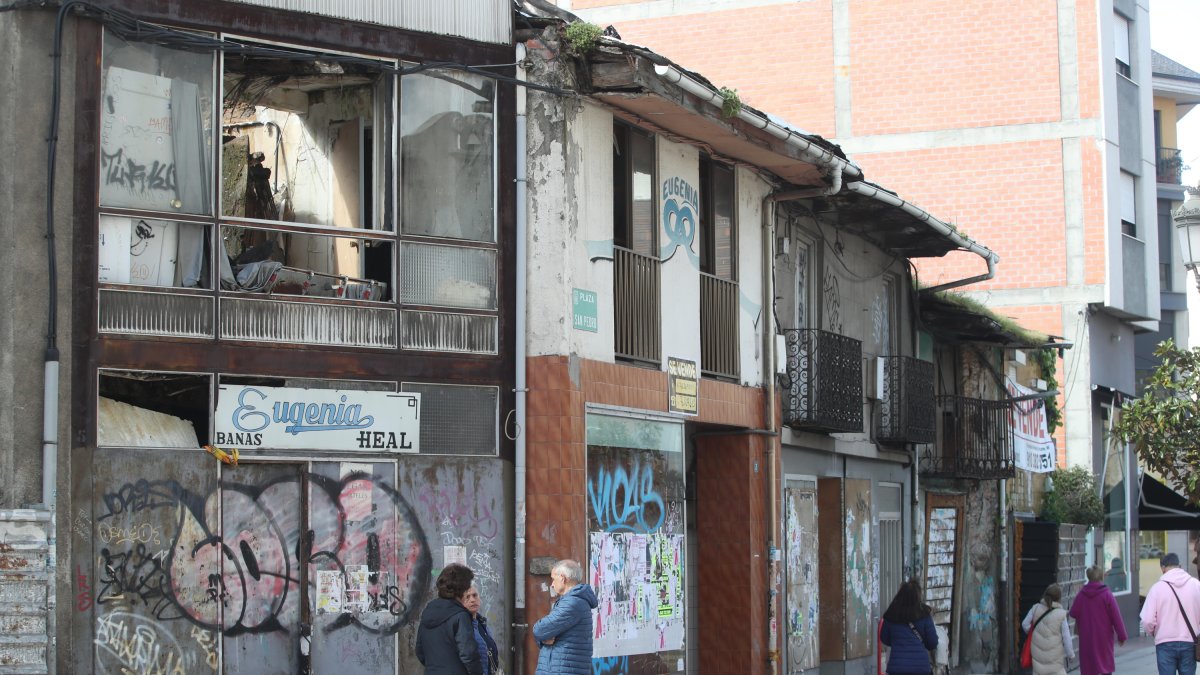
[1156,641,1198,675]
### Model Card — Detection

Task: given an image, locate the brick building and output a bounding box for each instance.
[569,0,1157,641]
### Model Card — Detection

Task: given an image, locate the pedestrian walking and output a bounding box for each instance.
[1069,565,1127,675]
[1021,583,1075,675]
[462,584,500,675]
[1140,552,1200,675]
[532,559,598,675]
[879,579,938,675]
[416,563,483,675]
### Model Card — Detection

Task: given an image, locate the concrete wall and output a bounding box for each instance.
[524,84,772,384]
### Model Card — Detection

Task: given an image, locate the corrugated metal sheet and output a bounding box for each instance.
[0,512,52,675]
[401,310,496,353]
[229,0,511,44]
[99,290,214,338]
[221,297,397,348]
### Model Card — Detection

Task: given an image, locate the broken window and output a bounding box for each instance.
[98,370,211,447]
[401,71,495,242]
[98,215,212,288]
[221,45,394,231]
[220,224,392,301]
[101,31,215,215]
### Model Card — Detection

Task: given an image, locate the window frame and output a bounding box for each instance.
[612,121,658,256]
[699,154,737,282]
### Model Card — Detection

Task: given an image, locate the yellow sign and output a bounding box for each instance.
[667,357,698,416]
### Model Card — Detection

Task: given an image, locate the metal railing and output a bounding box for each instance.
[1157,147,1184,184]
[876,356,935,444]
[614,246,661,365]
[700,272,739,379]
[922,395,1014,479]
[781,328,863,433]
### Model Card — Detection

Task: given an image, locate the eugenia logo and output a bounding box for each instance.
[230,387,374,435]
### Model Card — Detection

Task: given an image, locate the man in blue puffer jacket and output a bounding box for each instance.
[533,559,599,675]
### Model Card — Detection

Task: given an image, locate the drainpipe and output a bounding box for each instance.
[755,166,847,671]
[759,193,782,671]
[843,181,999,292]
[514,42,529,673]
[652,64,863,183]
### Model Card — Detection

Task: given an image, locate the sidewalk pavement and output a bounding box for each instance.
[1114,634,1159,674]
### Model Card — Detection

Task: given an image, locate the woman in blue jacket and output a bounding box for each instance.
[880,580,939,675]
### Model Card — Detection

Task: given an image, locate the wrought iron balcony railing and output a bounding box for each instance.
[922,395,1014,479]
[700,272,739,379]
[1157,147,1184,185]
[614,246,661,365]
[876,356,935,444]
[781,328,863,433]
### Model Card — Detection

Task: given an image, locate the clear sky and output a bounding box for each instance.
[1151,0,1200,187]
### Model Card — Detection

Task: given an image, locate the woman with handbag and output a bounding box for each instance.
[880,580,938,675]
[1021,584,1076,675]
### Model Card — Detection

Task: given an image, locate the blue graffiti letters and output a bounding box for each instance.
[588,459,665,533]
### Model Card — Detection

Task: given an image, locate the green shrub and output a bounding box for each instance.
[1040,465,1104,526]
[564,22,603,55]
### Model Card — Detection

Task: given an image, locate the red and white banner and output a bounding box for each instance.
[1007,378,1056,473]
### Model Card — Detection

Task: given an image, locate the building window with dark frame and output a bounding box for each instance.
[96,28,500,352]
[699,155,738,378]
[612,121,657,256]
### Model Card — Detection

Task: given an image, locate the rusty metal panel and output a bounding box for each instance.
[844,478,874,659]
[816,478,845,661]
[0,513,52,673]
[393,457,509,674]
[784,483,819,673]
[220,463,303,674]
[224,0,510,43]
[99,288,214,338]
[90,448,219,674]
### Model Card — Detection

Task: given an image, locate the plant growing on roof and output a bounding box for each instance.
[1035,348,1061,434]
[1111,339,1200,504]
[563,21,604,55]
[1039,465,1104,526]
[718,87,741,119]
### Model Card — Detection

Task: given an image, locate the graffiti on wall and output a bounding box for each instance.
[784,486,819,674]
[963,482,999,668]
[587,445,686,670]
[844,480,876,658]
[84,449,489,667]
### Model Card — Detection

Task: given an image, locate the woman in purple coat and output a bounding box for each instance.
[1068,565,1128,675]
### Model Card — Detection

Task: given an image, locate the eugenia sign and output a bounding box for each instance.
[215,385,420,452]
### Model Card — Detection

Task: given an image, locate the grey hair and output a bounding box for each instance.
[1086,565,1103,582]
[553,559,584,584]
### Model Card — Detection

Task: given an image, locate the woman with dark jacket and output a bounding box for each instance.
[416,564,483,675]
[880,580,939,675]
[463,584,500,675]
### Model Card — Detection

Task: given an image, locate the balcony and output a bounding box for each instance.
[1158,147,1184,185]
[781,329,862,433]
[876,356,935,444]
[922,395,1014,479]
[700,272,739,379]
[614,246,661,365]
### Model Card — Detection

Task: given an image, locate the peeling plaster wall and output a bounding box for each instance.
[525,38,616,360]
[736,170,767,386]
[959,480,1001,672]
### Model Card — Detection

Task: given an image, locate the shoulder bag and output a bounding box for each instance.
[1166,582,1200,662]
[1020,604,1054,669]
[906,622,934,673]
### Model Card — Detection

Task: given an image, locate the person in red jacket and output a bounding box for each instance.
[1069,565,1128,675]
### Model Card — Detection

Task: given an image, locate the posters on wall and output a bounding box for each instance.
[785,485,820,673]
[586,414,686,672]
